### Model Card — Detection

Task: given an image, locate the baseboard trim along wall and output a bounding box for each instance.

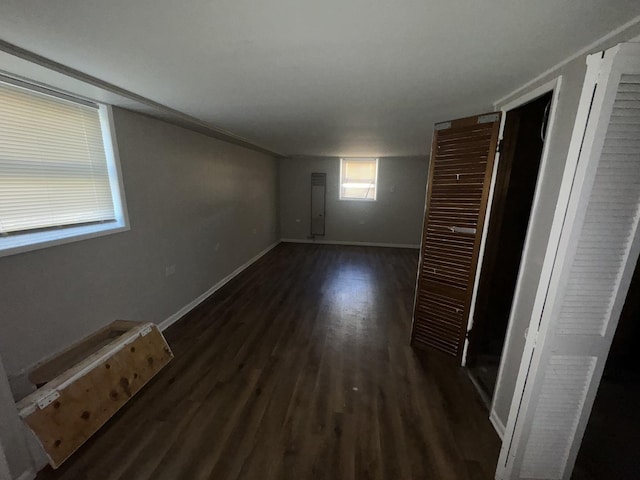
[9,236,416,479]
[12,238,412,397]
[280,238,420,249]
[158,241,281,332]
[160,238,418,334]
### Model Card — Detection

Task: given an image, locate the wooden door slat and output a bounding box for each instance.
[411,112,501,360]
[438,131,494,145]
[436,123,494,138]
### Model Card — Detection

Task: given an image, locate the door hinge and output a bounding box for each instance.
[478,113,500,124]
[435,121,452,131]
[36,390,60,410]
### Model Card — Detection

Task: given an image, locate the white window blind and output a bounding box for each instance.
[340,158,378,200]
[0,80,116,236]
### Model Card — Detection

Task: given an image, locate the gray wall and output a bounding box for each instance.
[279,156,428,246]
[0,354,34,480]
[491,27,640,427]
[0,107,279,391]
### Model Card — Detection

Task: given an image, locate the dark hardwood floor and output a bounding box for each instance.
[37,243,500,480]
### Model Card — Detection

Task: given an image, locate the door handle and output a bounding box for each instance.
[449,226,476,234]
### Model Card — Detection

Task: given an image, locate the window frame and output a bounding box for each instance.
[0,82,130,258]
[338,157,379,202]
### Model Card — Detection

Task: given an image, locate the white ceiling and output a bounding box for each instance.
[1,1,639,157]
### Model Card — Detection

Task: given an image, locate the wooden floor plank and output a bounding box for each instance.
[36,243,499,480]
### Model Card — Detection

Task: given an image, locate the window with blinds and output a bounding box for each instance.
[0,78,127,256]
[339,158,378,201]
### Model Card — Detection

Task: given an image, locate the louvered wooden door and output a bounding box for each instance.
[411,113,501,360]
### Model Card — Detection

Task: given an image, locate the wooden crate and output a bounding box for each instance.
[16,321,173,468]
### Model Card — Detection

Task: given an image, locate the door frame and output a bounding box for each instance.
[461,76,563,435]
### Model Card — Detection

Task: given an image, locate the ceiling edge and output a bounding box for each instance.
[492,14,640,108]
[0,39,283,158]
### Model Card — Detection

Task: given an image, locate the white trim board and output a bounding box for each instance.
[2,240,280,480]
[158,241,281,332]
[159,237,418,335]
[280,238,420,249]
[490,410,506,440]
[10,240,281,384]
[490,78,563,424]
[462,76,562,368]
[11,237,402,395]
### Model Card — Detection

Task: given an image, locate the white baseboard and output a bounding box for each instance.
[490,409,506,440]
[280,238,419,249]
[158,241,280,332]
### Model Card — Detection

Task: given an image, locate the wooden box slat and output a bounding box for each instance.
[28,320,140,386]
[17,321,173,468]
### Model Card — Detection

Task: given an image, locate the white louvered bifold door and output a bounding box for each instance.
[497,43,640,480]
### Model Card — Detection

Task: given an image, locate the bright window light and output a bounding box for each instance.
[0,78,129,257]
[339,158,378,201]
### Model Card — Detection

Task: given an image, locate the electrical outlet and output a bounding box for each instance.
[214,243,220,251]
[252,228,257,234]
[295,218,301,223]
[165,265,176,277]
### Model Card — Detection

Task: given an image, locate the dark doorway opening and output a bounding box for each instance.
[572,258,640,479]
[466,91,553,400]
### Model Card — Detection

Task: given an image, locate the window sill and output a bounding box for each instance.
[338,197,377,202]
[0,221,130,258]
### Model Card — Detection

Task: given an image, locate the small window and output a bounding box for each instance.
[339,158,378,201]
[0,78,128,257]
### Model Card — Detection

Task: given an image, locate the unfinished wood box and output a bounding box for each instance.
[16,320,173,468]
